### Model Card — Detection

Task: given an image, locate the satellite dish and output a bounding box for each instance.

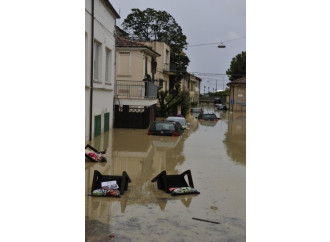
[218,42,226,48]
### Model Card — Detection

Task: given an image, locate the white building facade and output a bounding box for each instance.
[85,0,119,141]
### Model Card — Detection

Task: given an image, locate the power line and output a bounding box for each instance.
[187,36,246,47]
[191,72,244,77]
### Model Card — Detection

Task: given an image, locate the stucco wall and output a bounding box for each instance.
[229,84,246,112]
[143,41,171,91]
[85,0,117,141]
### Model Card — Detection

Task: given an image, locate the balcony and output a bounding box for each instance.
[163,63,177,74]
[115,80,157,99]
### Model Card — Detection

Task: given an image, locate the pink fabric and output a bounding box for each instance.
[88,152,99,160]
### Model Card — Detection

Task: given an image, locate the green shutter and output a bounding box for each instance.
[104,112,110,132]
[94,115,101,137]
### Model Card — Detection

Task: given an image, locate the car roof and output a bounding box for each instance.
[153,121,176,124]
[166,116,185,120]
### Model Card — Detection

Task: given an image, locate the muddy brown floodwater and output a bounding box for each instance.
[85,105,246,242]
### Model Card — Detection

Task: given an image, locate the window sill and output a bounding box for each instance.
[93,80,102,84]
[105,82,112,86]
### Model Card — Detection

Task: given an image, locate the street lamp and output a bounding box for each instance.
[218,42,226,48]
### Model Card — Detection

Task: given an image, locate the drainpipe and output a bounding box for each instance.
[89,0,94,141]
[232,85,234,112]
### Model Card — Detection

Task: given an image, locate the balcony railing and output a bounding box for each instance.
[163,63,177,72]
[116,80,157,99]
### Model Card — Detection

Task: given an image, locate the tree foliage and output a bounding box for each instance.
[122,8,192,117]
[226,51,246,82]
[157,88,190,117]
[122,8,190,70]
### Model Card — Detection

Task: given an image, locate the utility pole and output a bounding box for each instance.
[216,79,218,92]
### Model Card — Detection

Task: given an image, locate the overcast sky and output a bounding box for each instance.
[111,0,246,92]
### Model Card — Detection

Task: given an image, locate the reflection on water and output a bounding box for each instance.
[85,106,246,241]
[223,112,246,165]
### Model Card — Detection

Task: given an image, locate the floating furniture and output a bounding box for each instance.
[151,170,195,193]
[85,144,107,162]
[91,170,131,195]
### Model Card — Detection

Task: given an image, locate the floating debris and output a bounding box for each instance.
[192,217,220,224]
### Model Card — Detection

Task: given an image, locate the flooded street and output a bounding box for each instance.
[85,105,246,242]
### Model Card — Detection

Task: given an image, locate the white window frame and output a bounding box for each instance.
[105,48,112,84]
[93,40,102,82]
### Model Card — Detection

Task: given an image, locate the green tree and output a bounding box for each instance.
[122,8,190,71]
[226,51,246,82]
[157,86,190,117]
[122,8,191,117]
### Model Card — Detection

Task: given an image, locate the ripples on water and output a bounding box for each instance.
[85,106,246,241]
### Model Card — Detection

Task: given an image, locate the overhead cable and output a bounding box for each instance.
[187,36,246,47]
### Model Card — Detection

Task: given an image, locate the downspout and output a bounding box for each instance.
[89,0,94,141]
[232,85,234,112]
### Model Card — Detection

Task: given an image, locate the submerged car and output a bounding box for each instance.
[197,113,220,121]
[148,121,184,136]
[214,97,221,104]
[165,116,189,129]
[190,107,204,113]
[215,103,228,111]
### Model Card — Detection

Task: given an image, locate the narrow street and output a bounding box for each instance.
[85,105,246,242]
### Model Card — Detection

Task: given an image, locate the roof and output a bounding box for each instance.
[227,76,246,86]
[101,0,120,18]
[115,26,129,38]
[116,37,147,47]
[116,37,161,57]
[189,73,202,81]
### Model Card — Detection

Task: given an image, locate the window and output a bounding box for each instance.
[105,48,112,83]
[165,49,169,64]
[118,52,130,76]
[93,41,102,81]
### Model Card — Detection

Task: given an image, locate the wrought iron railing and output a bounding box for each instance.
[116,80,157,99]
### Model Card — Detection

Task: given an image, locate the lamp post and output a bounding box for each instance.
[204,86,206,95]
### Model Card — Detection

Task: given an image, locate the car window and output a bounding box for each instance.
[178,120,186,126]
[167,118,186,126]
[202,114,217,119]
[155,123,164,130]
[154,123,175,131]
